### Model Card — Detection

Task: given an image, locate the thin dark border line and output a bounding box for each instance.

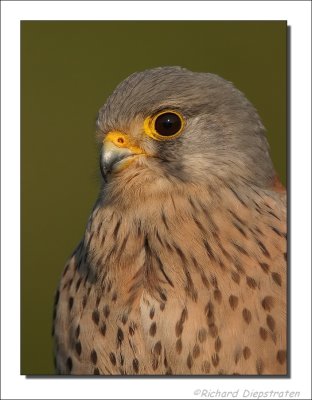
[19,19,288,22]
[286,24,291,380]
[19,20,289,379]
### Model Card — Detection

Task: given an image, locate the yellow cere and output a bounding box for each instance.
[104,131,146,155]
[143,110,185,141]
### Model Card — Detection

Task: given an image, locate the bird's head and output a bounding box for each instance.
[96,67,275,192]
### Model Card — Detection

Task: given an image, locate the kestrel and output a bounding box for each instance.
[53,67,287,375]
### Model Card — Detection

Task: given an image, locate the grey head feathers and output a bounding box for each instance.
[96,66,275,187]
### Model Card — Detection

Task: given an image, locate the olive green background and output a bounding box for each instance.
[21,21,286,375]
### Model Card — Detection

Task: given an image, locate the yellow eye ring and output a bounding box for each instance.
[143,110,185,141]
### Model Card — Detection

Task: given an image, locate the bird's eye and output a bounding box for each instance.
[154,112,183,136]
[143,110,185,140]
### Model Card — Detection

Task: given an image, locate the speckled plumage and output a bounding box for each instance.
[53,67,287,375]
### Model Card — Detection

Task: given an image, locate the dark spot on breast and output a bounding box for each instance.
[176,339,182,354]
[91,349,97,365]
[268,210,280,220]
[149,322,157,337]
[75,341,82,356]
[159,290,167,302]
[218,242,232,261]
[100,323,106,336]
[153,341,162,356]
[160,302,166,311]
[75,278,82,292]
[210,275,218,288]
[271,226,283,237]
[103,304,110,318]
[203,239,215,260]
[152,358,159,371]
[267,315,276,331]
[257,240,271,258]
[133,358,139,373]
[95,295,101,308]
[100,233,106,247]
[254,226,263,235]
[242,308,252,324]
[198,328,208,343]
[234,260,245,274]
[94,367,100,375]
[272,272,282,286]
[229,295,239,310]
[205,301,214,320]
[214,289,222,304]
[277,350,286,364]
[232,221,247,237]
[228,186,247,207]
[231,271,241,285]
[149,307,155,319]
[259,262,270,273]
[75,325,80,339]
[96,221,103,236]
[229,196,247,216]
[187,353,193,369]
[106,281,112,293]
[92,310,100,325]
[232,242,248,256]
[234,350,241,364]
[121,314,128,325]
[181,307,188,323]
[194,216,206,235]
[113,219,121,239]
[68,297,74,311]
[243,347,251,360]
[208,324,218,338]
[117,327,124,345]
[175,320,183,337]
[261,296,275,311]
[200,272,210,288]
[82,295,88,309]
[211,353,219,367]
[215,336,222,352]
[259,327,268,340]
[246,276,257,289]
[109,352,116,366]
[112,291,117,302]
[66,357,73,372]
[120,354,124,366]
[164,352,168,368]
[202,360,211,373]
[118,235,128,255]
[63,264,69,277]
[161,210,169,230]
[271,332,277,344]
[193,344,200,359]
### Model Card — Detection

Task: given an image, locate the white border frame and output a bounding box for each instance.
[1,1,311,399]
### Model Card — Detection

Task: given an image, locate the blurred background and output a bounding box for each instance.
[21,21,286,374]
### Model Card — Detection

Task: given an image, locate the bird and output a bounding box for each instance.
[52,66,287,375]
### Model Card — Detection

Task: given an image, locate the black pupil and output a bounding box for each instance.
[154,113,182,136]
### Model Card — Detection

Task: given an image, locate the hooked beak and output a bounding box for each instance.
[100,131,146,181]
